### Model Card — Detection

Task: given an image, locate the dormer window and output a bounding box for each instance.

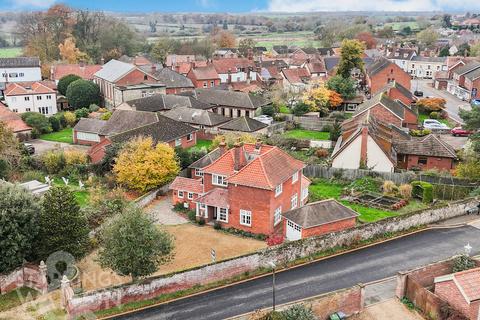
[394,52,400,57]
[212,174,227,186]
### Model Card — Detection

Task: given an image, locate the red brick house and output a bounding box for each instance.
[282,199,358,241]
[187,65,221,89]
[50,63,102,84]
[170,141,309,235]
[379,81,417,106]
[434,267,480,319]
[394,134,457,171]
[366,57,411,95]
[88,110,197,163]
[212,58,257,84]
[448,61,480,100]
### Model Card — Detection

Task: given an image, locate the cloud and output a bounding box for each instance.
[196,0,213,8]
[267,0,480,12]
[9,0,56,8]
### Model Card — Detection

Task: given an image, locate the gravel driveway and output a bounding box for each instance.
[27,139,90,155]
[145,195,188,225]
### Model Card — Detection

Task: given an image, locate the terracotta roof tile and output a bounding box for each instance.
[282,68,311,84]
[191,65,220,80]
[5,81,56,96]
[195,188,229,208]
[170,177,203,194]
[51,64,102,81]
[0,104,31,132]
[212,58,255,74]
[454,268,480,302]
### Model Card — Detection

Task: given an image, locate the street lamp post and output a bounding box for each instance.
[268,261,276,312]
[465,243,472,256]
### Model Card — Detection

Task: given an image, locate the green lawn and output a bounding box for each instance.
[0,287,38,312]
[308,179,427,223]
[283,129,330,140]
[278,105,292,114]
[39,128,73,144]
[0,47,22,58]
[52,178,90,207]
[189,139,213,152]
[74,190,90,207]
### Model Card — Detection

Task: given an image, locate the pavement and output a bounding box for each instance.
[144,195,188,225]
[364,277,397,306]
[413,79,471,124]
[28,139,89,155]
[115,224,480,320]
[350,298,424,320]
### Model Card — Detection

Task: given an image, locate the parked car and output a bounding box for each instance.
[414,90,424,97]
[471,99,480,106]
[451,127,473,136]
[423,119,449,130]
[253,115,273,125]
[23,143,35,155]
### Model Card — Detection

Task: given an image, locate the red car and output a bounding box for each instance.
[451,127,473,136]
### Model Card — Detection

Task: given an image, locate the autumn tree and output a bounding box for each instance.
[326,75,357,100]
[212,30,236,48]
[114,137,180,192]
[59,37,88,63]
[238,38,256,57]
[98,206,174,280]
[211,133,257,149]
[416,98,446,112]
[150,37,181,63]
[417,27,439,47]
[470,43,480,57]
[337,39,365,79]
[0,121,21,170]
[355,32,377,49]
[303,86,343,116]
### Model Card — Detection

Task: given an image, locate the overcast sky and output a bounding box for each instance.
[2,0,480,12]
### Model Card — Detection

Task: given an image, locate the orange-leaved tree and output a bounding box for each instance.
[114,136,179,192]
[416,98,446,112]
[302,86,343,115]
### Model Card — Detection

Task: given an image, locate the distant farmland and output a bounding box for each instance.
[0,47,22,58]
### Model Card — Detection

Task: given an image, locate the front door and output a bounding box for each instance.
[286,220,302,241]
[213,207,218,220]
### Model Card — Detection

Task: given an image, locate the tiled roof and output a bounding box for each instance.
[51,64,102,81]
[190,65,220,80]
[189,148,224,169]
[0,57,40,68]
[354,92,407,120]
[0,104,31,132]
[163,107,230,127]
[306,60,326,73]
[73,118,107,134]
[195,188,229,208]
[394,134,457,158]
[228,145,305,190]
[193,88,270,109]
[165,54,196,67]
[212,58,255,74]
[109,114,196,145]
[465,67,480,81]
[139,65,194,88]
[453,61,480,76]
[366,57,392,77]
[453,268,480,302]
[282,68,310,84]
[5,81,56,96]
[94,59,136,82]
[379,81,415,102]
[126,94,192,112]
[219,116,267,132]
[283,199,358,228]
[411,56,447,63]
[170,176,203,194]
[99,110,158,136]
[118,55,153,66]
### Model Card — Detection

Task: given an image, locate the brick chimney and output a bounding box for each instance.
[219,138,227,154]
[79,60,85,68]
[233,138,246,171]
[100,58,105,65]
[254,138,262,153]
[360,125,369,168]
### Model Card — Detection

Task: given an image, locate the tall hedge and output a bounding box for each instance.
[411,181,434,203]
[57,74,81,96]
[66,79,101,110]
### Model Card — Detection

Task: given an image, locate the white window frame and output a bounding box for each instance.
[217,207,228,223]
[274,207,282,226]
[175,138,182,147]
[240,209,252,227]
[187,192,194,200]
[291,193,298,209]
[187,133,193,141]
[302,188,308,201]
[178,190,184,198]
[212,174,227,187]
[292,171,299,184]
[195,168,204,177]
[274,183,282,197]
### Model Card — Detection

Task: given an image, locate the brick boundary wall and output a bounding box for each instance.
[65,198,478,317]
[0,262,48,295]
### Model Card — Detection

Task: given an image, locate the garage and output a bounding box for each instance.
[73,118,107,146]
[286,219,302,241]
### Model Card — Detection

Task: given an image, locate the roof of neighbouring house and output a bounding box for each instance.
[386,48,417,60]
[411,56,447,63]
[465,67,480,81]
[317,47,336,56]
[5,81,56,96]
[394,134,457,158]
[73,118,107,134]
[212,58,255,74]
[139,65,194,89]
[435,267,480,302]
[190,65,220,80]
[94,59,137,82]
[305,60,327,74]
[189,147,224,169]
[51,64,103,81]
[165,54,196,67]
[194,187,229,208]
[0,103,31,133]
[163,106,230,127]
[282,68,311,84]
[379,81,416,102]
[0,57,40,68]
[282,199,359,228]
[191,88,270,109]
[453,61,480,76]
[118,54,153,66]
[126,94,193,112]
[218,116,268,132]
[366,57,394,77]
[170,176,203,194]
[109,114,196,145]
[353,92,409,120]
[98,109,158,136]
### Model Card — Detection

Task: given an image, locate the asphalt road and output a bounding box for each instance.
[115,226,480,320]
[413,79,471,124]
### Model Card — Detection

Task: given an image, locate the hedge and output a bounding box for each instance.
[411,181,434,203]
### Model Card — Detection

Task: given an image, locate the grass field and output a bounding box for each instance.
[309,179,428,223]
[283,129,330,140]
[39,128,73,144]
[188,139,213,152]
[0,47,22,58]
[382,21,420,32]
[0,287,38,312]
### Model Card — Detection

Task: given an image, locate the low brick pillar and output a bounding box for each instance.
[359,283,365,312]
[395,271,408,299]
[38,261,48,294]
[61,275,74,310]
